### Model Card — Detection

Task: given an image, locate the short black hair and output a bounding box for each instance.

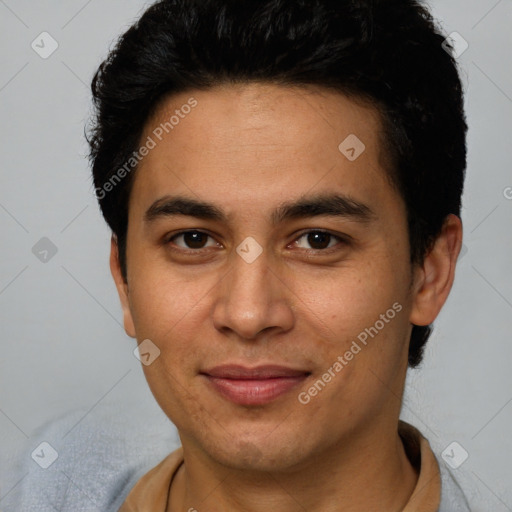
[88,0,467,368]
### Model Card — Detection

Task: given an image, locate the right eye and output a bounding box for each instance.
[166,230,222,252]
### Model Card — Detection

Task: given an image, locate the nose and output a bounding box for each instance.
[211,245,295,341]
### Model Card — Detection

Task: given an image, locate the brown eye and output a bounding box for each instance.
[294,231,343,251]
[169,231,217,250]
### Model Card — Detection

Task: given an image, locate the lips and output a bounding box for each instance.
[201,364,311,406]
[203,364,310,379]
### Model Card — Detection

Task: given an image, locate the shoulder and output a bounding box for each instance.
[1,402,179,512]
[399,420,472,512]
[437,458,472,512]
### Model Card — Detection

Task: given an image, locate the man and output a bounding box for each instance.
[88,0,470,510]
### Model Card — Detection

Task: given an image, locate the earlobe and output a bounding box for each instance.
[409,214,463,327]
[109,235,136,338]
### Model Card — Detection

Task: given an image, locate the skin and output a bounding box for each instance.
[110,83,462,511]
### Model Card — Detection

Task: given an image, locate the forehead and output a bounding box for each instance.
[130,83,398,221]
[144,83,383,154]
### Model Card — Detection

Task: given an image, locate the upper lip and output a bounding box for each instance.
[201,364,311,379]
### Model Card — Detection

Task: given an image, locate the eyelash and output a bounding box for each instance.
[165,229,349,255]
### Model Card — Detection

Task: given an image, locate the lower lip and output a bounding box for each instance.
[203,375,309,406]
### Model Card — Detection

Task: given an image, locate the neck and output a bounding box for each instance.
[169,420,418,512]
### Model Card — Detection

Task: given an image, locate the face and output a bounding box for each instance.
[110,83,455,472]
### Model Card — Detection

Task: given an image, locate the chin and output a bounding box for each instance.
[200,432,308,473]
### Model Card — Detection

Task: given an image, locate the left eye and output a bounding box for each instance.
[292,231,343,251]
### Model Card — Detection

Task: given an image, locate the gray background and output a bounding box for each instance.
[0,0,511,510]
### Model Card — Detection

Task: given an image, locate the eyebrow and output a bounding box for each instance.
[144,193,375,226]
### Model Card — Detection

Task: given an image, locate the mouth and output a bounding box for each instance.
[200,364,311,406]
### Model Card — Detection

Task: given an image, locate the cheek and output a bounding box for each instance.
[294,257,405,330]
[126,255,213,339]
[291,251,411,385]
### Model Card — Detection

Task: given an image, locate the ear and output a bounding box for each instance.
[109,235,136,338]
[409,214,463,326]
